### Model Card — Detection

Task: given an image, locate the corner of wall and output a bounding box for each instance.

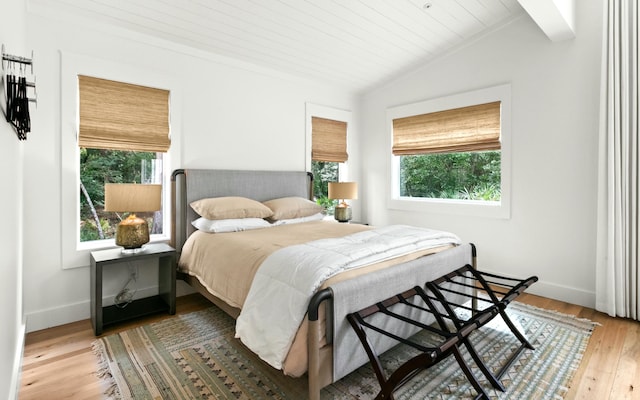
[8,322,26,400]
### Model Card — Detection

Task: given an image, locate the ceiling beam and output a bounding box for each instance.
[517,0,575,41]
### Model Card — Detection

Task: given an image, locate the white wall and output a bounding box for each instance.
[0,0,26,397]
[360,1,603,308]
[23,10,358,332]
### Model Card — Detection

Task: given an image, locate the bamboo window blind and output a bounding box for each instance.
[311,116,348,163]
[392,101,501,155]
[78,75,170,152]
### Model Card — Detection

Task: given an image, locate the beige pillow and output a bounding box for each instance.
[263,196,323,221]
[190,196,273,220]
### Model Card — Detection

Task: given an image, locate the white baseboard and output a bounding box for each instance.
[527,280,595,309]
[9,321,26,400]
[481,267,596,309]
[26,285,159,333]
[25,281,195,333]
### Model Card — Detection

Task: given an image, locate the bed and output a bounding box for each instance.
[171,168,477,400]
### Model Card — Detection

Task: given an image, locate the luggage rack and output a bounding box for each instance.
[347,264,538,400]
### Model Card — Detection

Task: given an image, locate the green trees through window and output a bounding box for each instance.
[80,148,160,242]
[311,161,339,214]
[399,151,501,201]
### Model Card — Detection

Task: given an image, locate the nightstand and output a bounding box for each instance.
[90,243,176,335]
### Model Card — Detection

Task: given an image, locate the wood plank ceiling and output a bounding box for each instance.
[29,0,525,93]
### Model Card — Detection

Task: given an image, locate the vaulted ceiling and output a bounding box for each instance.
[30,0,535,93]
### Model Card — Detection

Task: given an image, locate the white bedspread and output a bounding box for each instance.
[234,224,461,369]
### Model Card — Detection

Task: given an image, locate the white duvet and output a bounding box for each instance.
[234,224,461,369]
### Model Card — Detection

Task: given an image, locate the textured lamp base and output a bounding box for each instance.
[334,206,352,223]
[116,215,150,249]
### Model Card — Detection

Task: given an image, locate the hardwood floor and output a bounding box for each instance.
[19,293,212,400]
[18,292,640,399]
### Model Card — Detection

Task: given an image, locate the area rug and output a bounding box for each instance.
[93,302,597,399]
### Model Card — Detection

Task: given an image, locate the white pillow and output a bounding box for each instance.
[192,217,271,233]
[271,212,325,226]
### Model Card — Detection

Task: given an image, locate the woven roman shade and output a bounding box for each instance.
[392,101,501,155]
[78,75,170,152]
[311,116,348,162]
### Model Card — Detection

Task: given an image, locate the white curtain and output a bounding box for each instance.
[596,0,640,319]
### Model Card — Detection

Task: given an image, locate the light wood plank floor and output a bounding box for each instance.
[19,292,640,399]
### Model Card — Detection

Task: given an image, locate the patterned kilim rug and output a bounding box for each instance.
[93,302,597,399]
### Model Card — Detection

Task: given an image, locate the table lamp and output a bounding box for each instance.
[104,183,162,250]
[328,181,358,223]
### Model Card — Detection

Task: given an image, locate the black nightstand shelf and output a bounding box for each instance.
[90,243,176,336]
[101,296,170,326]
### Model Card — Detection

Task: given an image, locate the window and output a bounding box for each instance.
[306,104,352,215]
[311,160,339,212]
[79,149,163,241]
[77,75,170,243]
[399,151,500,200]
[60,52,181,269]
[394,101,501,201]
[311,116,347,213]
[387,84,511,218]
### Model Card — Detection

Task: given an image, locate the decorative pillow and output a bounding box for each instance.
[263,196,323,221]
[271,212,325,226]
[190,196,273,220]
[192,217,271,233]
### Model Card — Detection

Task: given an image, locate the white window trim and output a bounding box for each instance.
[305,103,352,179]
[386,84,511,219]
[60,51,182,269]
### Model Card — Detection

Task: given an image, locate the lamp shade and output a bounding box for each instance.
[104,183,162,212]
[328,182,358,200]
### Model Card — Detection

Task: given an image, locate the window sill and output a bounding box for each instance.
[388,197,510,219]
[77,234,169,251]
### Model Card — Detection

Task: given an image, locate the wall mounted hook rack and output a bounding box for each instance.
[2,44,37,140]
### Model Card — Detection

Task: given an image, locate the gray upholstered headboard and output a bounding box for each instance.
[171,169,313,253]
